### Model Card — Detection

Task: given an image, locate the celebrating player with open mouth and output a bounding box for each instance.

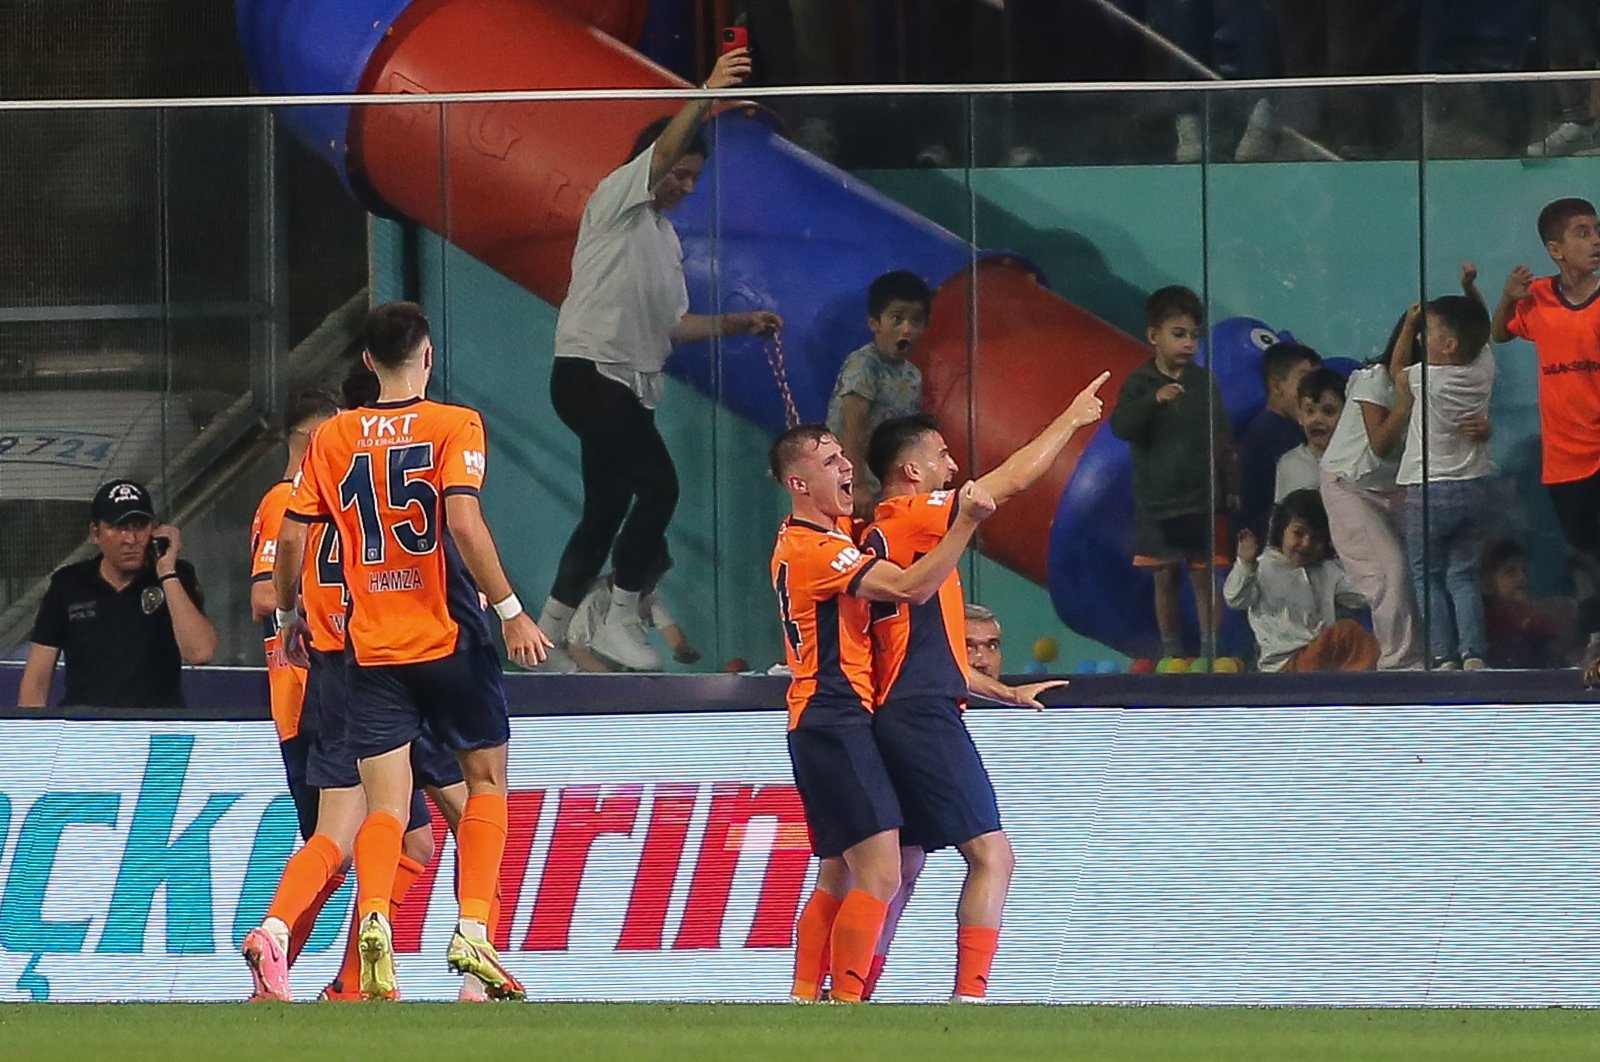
[767,424,993,1002]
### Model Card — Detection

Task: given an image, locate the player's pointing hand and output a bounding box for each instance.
[1067,370,1111,428]
[1012,679,1070,710]
[503,613,554,668]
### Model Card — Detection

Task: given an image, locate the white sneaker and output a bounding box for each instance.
[532,643,579,674]
[950,993,987,1004]
[1462,657,1487,671]
[590,615,662,671]
[1175,114,1202,163]
[1528,121,1596,157]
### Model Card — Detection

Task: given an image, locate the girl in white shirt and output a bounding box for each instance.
[1224,489,1378,672]
[1318,315,1424,669]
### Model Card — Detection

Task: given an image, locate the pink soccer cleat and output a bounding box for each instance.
[242,926,291,1002]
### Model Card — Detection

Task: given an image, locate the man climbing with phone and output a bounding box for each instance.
[17,478,216,708]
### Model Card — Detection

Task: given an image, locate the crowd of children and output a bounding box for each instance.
[607,193,1600,680]
[1108,196,1600,672]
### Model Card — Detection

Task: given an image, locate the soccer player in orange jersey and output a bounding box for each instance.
[768,424,994,1003]
[242,388,484,1003]
[853,371,1109,1002]
[273,302,550,1001]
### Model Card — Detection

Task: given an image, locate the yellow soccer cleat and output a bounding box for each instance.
[358,912,398,1001]
[447,931,525,1001]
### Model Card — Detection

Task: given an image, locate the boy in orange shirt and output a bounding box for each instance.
[1492,197,1600,633]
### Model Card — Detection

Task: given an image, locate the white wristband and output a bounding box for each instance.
[492,593,524,621]
[275,607,298,630]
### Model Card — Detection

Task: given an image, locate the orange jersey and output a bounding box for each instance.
[861,491,970,705]
[288,397,494,666]
[770,516,880,729]
[1506,276,1600,483]
[300,521,348,653]
[250,480,307,741]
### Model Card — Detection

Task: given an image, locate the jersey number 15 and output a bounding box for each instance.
[339,443,438,565]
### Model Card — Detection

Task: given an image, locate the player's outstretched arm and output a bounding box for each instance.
[443,493,554,667]
[977,371,1110,507]
[968,669,1069,710]
[856,480,996,605]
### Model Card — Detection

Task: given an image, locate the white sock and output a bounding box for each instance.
[538,598,575,639]
[608,586,641,619]
[457,918,488,942]
[262,916,290,951]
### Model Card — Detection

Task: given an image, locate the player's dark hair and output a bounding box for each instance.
[867,271,933,319]
[1297,366,1346,405]
[341,361,381,408]
[1268,488,1333,555]
[364,301,431,369]
[1426,294,1491,362]
[768,423,834,481]
[867,412,941,485]
[1145,285,1205,330]
[1261,341,1321,387]
[1537,196,1598,244]
[283,388,340,434]
[628,116,709,163]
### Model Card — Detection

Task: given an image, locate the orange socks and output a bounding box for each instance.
[861,953,887,1001]
[267,833,342,929]
[354,810,405,921]
[286,868,345,968]
[392,854,426,916]
[955,925,1000,1000]
[331,854,427,993]
[828,891,889,1003]
[456,793,508,925]
[790,888,844,1000]
[332,898,362,992]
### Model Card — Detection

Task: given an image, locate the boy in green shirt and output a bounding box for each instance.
[1110,285,1240,660]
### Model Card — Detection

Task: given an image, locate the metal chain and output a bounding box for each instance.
[764,329,801,428]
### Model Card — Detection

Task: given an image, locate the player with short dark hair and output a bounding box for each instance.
[273,301,549,1000]
[769,424,995,1003]
[241,386,488,1003]
[850,372,1105,1001]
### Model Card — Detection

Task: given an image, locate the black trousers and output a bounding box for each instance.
[548,358,679,605]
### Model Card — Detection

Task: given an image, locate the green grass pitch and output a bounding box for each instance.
[1,1003,1595,1061]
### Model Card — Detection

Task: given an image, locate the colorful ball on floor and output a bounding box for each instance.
[722,658,749,673]
[1157,656,1189,674]
[1189,657,1211,674]
[1130,658,1156,674]
[1096,659,1121,674]
[1213,656,1243,674]
[1076,659,1100,675]
[1023,659,1049,676]
[1032,636,1060,663]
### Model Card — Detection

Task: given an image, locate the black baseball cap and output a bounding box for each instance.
[91,480,157,525]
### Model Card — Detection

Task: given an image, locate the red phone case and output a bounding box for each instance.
[720,27,747,54]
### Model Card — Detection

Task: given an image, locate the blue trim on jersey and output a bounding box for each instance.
[440,527,495,648]
[441,486,481,498]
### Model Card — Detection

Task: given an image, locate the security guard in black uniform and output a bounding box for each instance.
[18,479,217,708]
